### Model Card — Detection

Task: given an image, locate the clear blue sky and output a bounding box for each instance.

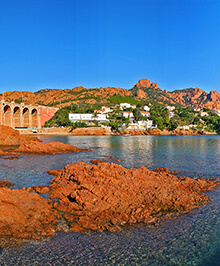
[0,0,220,93]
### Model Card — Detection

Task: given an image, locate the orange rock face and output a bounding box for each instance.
[15,138,89,155]
[0,128,90,155]
[0,162,219,247]
[134,79,151,88]
[0,126,20,147]
[0,188,60,246]
[148,129,163,135]
[121,130,149,135]
[71,127,108,136]
[48,162,219,232]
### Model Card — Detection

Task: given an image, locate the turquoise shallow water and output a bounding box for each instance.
[0,135,219,265]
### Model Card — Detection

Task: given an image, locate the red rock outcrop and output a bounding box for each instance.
[0,128,90,155]
[71,127,109,136]
[148,129,163,135]
[0,188,61,247]
[134,79,151,88]
[48,162,219,232]
[0,162,219,247]
[136,88,147,99]
[1,79,220,109]
[0,180,14,188]
[121,130,149,135]
[0,126,20,147]
[15,137,89,155]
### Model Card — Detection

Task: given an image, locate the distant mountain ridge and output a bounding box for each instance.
[1,78,220,109]
[131,79,220,109]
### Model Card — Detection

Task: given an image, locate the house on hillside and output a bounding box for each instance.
[121,111,134,118]
[140,111,150,117]
[68,113,109,123]
[127,120,153,130]
[143,105,150,111]
[211,109,220,116]
[120,103,131,109]
[101,106,113,113]
[165,105,175,111]
[168,111,175,118]
[199,111,209,117]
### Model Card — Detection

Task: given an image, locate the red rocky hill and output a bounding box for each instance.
[1,79,220,109]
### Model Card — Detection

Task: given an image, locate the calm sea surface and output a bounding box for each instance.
[0,135,219,265]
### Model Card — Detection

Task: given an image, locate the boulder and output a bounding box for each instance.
[0,126,20,147]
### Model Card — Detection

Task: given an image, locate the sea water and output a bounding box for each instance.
[0,135,219,265]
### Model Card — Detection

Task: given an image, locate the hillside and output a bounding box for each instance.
[1,78,220,109]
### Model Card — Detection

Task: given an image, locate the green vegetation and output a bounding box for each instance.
[44,97,220,134]
[108,95,140,105]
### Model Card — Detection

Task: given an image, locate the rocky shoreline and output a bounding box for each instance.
[20,127,218,136]
[0,125,91,156]
[0,125,219,249]
[0,161,219,248]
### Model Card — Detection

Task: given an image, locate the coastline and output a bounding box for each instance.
[18,127,218,137]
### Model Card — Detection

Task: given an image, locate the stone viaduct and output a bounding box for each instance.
[0,100,58,128]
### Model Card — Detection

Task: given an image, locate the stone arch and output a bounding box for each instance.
[13,106,21,128]
[31,108,38,128]
[4,105,12,127]
[23,107,30,128]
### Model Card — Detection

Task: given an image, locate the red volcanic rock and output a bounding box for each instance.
[151,82,158,88]
[134,79,151,88]
[48,162,219,232]
[153,168,180,175]
[15,135,91,155]
[0,126,20,147]
[0,180,14,188]
[148,129,163,135]
[0,188,60,245]
[27,186,50,194]
[71,127,108,136]
[48,169,61,176]
[122,130,149,135]
[0,129,88,156]
[90,159,104,165]
[136,88,147,99]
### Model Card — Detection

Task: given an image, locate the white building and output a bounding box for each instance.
[120,103,131,109]
[165,105,175,111]
[140,111,150,117]
[199,111,209,117]
[127,120,153,130]
[121,111,134,118]
[211,109,220,116]
[101,106,113,113]
[168,111,175,118]
[131,105,137,109]
[69,113,109,122]
[194,108,201,112]
[143,105,150,111]
[94,109,105,114]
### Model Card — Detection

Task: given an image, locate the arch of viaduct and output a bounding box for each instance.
[0,100,58,128]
